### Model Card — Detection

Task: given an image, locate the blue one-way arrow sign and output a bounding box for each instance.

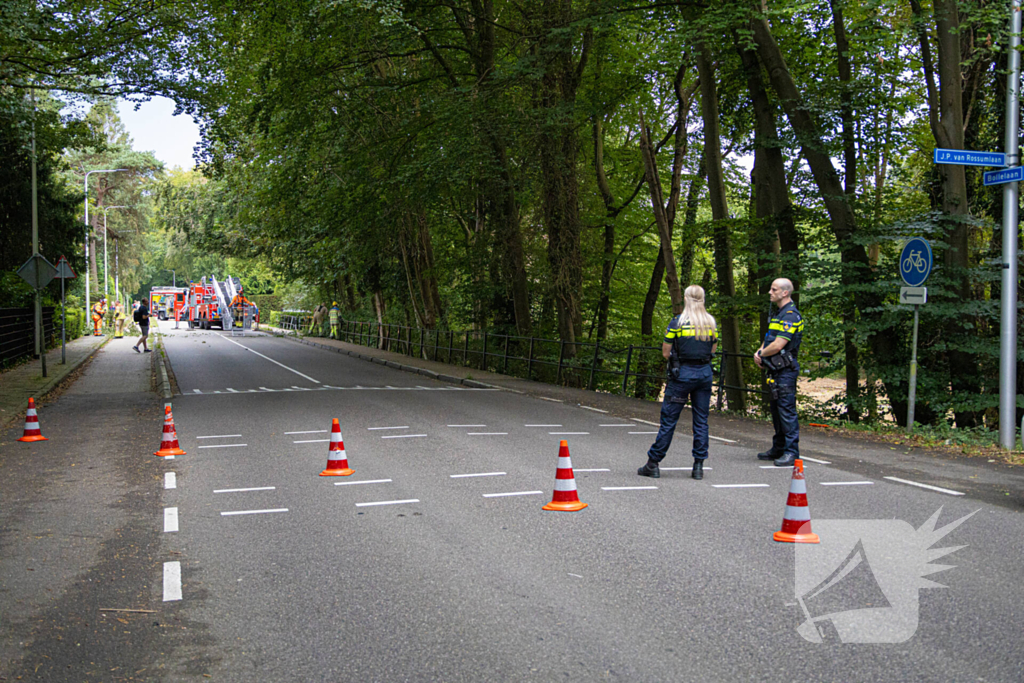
[933,148,1007,167]
[983,166,1024,186]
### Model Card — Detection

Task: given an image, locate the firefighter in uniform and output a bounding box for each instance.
[91,298,107,336]
[114,301,127,338]
[638,285,718,481]
[755,278,803,467]
[329,301,340,339]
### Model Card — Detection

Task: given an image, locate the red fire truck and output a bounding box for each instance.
[149,287,187,321]
[186,279,222,329]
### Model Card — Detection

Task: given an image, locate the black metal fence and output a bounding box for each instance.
[279,317,770,409]
[0,307,55,367]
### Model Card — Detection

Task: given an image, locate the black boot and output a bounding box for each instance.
[691,459,704,480]
[757,450,782,461]
[773,452,797,467]
[637,459,661,478]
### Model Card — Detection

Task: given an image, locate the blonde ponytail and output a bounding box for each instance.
[680,285,717,341]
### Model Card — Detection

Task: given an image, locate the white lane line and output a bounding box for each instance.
[197,443,247,449]
[660,467,712,471]
[193,389,202,394]
[632,418,660,426]
[214,486,276,493]
[883,476,964,496]
[164,507,179,533]
[220,508,290,516]
[164,472,176,489]
[334,479,392,486]
[163,562,182,602]
[293,439,331,444]
[165,456,175,460]
[217,334,321,383]
[291,385,312,391]
[579,405,608,413]
[368,426,409,431]
[448,424,486,427]
[821,481,874,486]
[600,424,635,427]
[450,472,506,478]
[355,499,420,507]
[575,468,611,472]
[712,484,770,488]
[467,432,508,436]
[285,430,327,435]
[196,434,243,439]
[601,486,657,491]
[525,424,561,427]
[760,465,794,469]
[549,432,589,435]
[381,434,427,439]
[483,490,544,498]
[708,435,738,443]
[801,456,832,465]
[629,431,659,435]
[227,388,239,393]
[259,387,276,392]
[539,397,563,402]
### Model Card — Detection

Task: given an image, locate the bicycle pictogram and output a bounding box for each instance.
[902,250,928,274]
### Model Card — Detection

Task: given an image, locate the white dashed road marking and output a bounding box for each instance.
[599,424,635,427]
[883,476,964,496]
[549,432,589,435]
[629,431,658,435]
[355,499,420,507]
[579,405,608,413]
[632,419,659,426]
[448,424,486,427]
[368,426,409,430]
[164,507,178,532]
[760,465,792,469]
[800,456,832,465]
[221,508,290,516]
[575,468,611,472]
[660,467,711,471]
[334,479,393,486]
[450,472,506,478]
[483,490,544,498]
[214,487,276,493]
[165,472,176,489]
[820,481,874,486]
[525,424,561,427]
[163,562,182,602]
[381,434,427,439]
[198,443,247,449]
[712,484,770,488]
[285,430,327,435]
[293,439,330,444]
[708,435,738,443]
[196,434,242,439]
[467,432,508,436]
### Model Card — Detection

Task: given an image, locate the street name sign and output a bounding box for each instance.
[983,166,1024,186]
[16,254,58,290]
[900,287,928,305]
[933,149,1006,167]
[899,238,932,287]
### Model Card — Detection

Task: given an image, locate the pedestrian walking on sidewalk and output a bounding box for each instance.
[114,301,127,339]
[638,285,718,481]
[754,278,803,467]
[329,302,340,339]
[133,300,151,353]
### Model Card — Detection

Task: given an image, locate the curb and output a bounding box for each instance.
[266,331,507,392]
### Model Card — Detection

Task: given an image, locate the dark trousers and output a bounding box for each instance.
[768,371,799,456]
[647,373,713,463]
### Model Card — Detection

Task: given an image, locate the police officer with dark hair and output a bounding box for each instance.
[638,285,718,481]
[754,278,803,467]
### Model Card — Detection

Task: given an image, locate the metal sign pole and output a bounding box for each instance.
[907,304,920,434]
[1000,2,1021,450]
[61,270,66,364]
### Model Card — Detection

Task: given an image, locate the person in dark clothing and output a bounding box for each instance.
[133,301,151,353]
[638,285,718,481]
[754,278,803,467]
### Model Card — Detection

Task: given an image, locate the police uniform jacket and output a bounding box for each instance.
[763,302,803,377]
[665,315,716,382]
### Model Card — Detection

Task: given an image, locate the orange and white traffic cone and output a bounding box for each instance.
[773,459,819,543]
[154,406,186,457]
[319,418,353,476]
[543,440,588,512]
[17,398,47,442]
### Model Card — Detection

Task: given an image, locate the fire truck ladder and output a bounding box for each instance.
[210,276,234,330]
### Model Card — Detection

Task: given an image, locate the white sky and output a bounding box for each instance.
[117,97,201,171]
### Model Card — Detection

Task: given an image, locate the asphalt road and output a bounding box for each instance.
[4,319,1021,682]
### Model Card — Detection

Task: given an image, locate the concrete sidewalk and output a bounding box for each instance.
[264,327,1024,509]
[0,334,108,431]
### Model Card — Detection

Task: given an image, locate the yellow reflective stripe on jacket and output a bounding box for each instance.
[666,325,717,341]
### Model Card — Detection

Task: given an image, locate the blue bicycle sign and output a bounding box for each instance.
[899,238,932,287]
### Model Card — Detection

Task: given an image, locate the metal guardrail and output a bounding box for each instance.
[316,320,776,409]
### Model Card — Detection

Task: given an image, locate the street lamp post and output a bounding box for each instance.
[102,205,128,303]
[84,169,127,326]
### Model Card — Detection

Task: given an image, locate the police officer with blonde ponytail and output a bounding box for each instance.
[638,285,718,481]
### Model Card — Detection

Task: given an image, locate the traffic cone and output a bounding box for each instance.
[543,440,587,512]
[319,418,353,476]
[773,459,819,544]
[17,398,47,442]
[154,406,186,457]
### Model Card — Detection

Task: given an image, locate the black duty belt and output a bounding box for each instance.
[676,358,711,366]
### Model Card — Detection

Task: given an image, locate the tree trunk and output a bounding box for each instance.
[697,42,746,413]
[638,110,683,316]
[416,210,444,326]
[678,156,707,287]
